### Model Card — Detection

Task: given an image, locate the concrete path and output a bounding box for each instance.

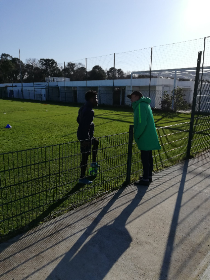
[0,152,210,280]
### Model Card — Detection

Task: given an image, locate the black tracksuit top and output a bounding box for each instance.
[77,101,94,141]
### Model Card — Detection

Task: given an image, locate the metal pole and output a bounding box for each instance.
[85,58,87,89]
[113,53,115,89]
[19,49,23,99]
[130,73,133,94]
[112,53,115,105]
[126,125,134,184]
[172,70,177,110]
[198,37,206,112]
[187,51,202,159]
[149,47,152,98]
[64,61,66,102]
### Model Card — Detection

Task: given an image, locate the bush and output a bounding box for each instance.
[160,87,189,112]
[160,92,172,111]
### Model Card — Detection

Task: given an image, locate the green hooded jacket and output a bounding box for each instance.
[132,97,161,151]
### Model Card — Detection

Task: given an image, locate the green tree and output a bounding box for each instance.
[24,58,44,82]
[172,87,189,111]
[39,58,61,78]
[0,53,25,83]
[160,87,189,111]
[107,67,125,79]
[88,65,106,80]
[0,53,14,83]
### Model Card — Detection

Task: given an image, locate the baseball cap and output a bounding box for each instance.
[85,90,97,101]
[127,91,143,99]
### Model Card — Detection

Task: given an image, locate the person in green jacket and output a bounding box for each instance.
[127,91,161,185]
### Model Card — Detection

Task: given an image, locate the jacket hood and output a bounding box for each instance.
[132,97,151,110]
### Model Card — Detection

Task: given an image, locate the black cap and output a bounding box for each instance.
[85,90,97,101]
[127,91,143,99]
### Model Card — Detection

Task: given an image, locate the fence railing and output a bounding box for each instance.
[1,118,210,242]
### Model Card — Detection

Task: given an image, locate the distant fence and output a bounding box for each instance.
[1,117,210,242]
[1,36,210,109]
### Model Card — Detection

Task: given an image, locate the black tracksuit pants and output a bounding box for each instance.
[80,138,99,178]
[141,150,153,179]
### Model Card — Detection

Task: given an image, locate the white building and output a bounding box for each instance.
[0,67,199,108]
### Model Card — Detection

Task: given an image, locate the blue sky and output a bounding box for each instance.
[0,0,210,69]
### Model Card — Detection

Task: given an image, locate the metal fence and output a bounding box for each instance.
[1,115,210,242]
[1,40,210,242]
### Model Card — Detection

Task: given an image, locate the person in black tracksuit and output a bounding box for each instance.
[77,90,99,184]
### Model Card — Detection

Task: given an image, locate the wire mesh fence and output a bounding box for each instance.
[2,117,209,242]
[1,37,210,242]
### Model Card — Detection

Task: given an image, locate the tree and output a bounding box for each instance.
[0,53,25,83]
[116,68,125,79]
[160,87,189,111]
[0,53,14,83]
[24,58,44,82]
[107,67,125,79]
[11,57,25,83]
[88,65,106,80]
[39,58,61,78]
[160,92,172,111]
[107,67,116,80]
[74,63,86,81]
[64,62,86,81]
[65,62,76,80]
[172,87,189,111]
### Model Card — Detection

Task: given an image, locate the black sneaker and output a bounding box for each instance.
[140,176,152,182]
[134,179,150,186]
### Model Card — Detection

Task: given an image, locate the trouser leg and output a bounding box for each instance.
[149,150,153,177]
[92,138,99,163]
[80,151,89,178]
[141,150,150,180]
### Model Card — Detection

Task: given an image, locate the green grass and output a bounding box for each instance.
[1,99,209,241]
[0,99,191,154]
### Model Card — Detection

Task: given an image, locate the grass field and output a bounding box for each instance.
[2,99,209,241]
[0,99,191,154]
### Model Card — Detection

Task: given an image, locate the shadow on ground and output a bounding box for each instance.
[46,185,148,280]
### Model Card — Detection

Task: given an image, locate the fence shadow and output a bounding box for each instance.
[0,176,97,243]
[45,184,148,280]
[159,159,189,279]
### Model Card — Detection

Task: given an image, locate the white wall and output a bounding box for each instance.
[98,86,113,105]
[1,78,195,107]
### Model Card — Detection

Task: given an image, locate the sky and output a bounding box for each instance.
[0,0,210,71]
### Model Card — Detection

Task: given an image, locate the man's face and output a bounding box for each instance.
[90,95,98,107]
[130,94,140,103]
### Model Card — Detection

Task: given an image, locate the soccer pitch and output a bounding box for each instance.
[0,99,191,154]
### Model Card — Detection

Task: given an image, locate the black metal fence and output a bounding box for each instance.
[1,46,210,242]
[1,115,210,242]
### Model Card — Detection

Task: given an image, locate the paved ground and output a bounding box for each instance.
[0,152,210,280]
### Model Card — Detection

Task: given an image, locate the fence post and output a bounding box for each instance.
[126,125,134,184]
[187,51,202,158]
